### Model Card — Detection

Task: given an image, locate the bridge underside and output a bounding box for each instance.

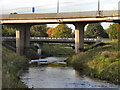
[13,22,120,55]
[5,23,89,55]
[1,17,119,25]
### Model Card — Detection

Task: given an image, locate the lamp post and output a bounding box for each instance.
[57,0,59,13]
[98,0,100,16]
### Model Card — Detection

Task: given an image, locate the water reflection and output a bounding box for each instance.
[20,57,119,88]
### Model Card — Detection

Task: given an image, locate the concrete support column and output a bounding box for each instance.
[16,24,31,56]
[24,25,30,54]
[74,23,86,53]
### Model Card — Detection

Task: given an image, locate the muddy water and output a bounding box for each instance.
[20,57,119,88]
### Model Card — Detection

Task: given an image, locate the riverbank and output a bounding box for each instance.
[67,40,120,85]
[2,46,30,88]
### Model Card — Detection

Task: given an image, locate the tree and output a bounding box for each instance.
[85,23,108,38]
[52,24,72,37]
[2,25,16,36]
[105,23,117,39]
[46,28,55,37]
[30,24,48,37]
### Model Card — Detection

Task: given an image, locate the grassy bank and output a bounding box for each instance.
[42,43,74,57]
[2,46,30,88]
[67,40,120,85]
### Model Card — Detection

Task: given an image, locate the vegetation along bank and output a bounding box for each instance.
[67,40,120,85]
[2,46,31,89]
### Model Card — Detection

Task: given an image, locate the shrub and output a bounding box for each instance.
[116,51,120,58]
[101,51,111,58]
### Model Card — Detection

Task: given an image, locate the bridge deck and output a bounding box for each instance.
[0,10,120,24]
[1,10,119,19]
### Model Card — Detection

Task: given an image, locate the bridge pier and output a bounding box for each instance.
[16,24,31,56]
[74,23,86,53]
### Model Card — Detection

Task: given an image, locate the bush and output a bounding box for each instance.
[67,40,120,85]
[101,51,111,58]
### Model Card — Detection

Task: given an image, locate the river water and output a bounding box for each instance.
[20,57,119,88]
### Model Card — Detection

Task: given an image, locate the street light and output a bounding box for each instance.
[98,0,100,16]
[57,0,59,13]
[98,0,100,11]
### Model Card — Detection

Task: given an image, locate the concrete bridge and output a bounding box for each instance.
[2,37,101,43]
[1,10,120,55]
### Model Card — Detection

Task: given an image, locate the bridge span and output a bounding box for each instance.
[2,37,101,44]
[1,10,120,55]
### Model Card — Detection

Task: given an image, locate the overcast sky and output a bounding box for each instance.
[1,0,120,13]
[0,0,120,29]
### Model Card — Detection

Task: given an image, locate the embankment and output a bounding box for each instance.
[67,40,120,85]
[2,46,30,88]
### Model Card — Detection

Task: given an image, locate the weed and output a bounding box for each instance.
[101,51,111,58]
[2,46,29,88]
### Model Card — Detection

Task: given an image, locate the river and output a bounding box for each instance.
[20,57,119,88]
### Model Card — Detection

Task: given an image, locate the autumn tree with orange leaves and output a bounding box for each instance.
[46,28,55,37]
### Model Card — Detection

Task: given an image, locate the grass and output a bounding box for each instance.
[67,40,120,85]
[2,46,31,88]
[42,43,74,57]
